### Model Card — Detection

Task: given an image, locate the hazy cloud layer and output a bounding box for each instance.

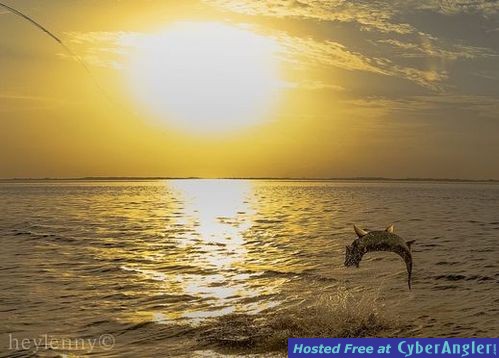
[347,94,499,118]
[63,28,453,89]
[412,0,499,16]
[203,0,416,33]
[377,39,497,60]
[205,0,499,29]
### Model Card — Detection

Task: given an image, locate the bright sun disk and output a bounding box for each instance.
[126,22,283,134]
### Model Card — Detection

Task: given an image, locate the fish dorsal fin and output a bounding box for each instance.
[385,224,394,233]
[353,224,368,238]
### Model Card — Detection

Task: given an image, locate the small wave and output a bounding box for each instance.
[99,292,134,300]
[258,270,299,279]
[435,274,466,281]
[466,275,495,282]
[84,266,122,274]
[139,294,198,305]
[254,219,284,224]
[435,261,460,266]
[11,230,75,244]
[84,319,114,328]
[122,321,156,332]
[421,243,441,248]
[303,274,338,283]
[467,220,481,223]
[0,265,18,271]
[13,230,32,236]
[434,285,460,290]
[434,274,495,282]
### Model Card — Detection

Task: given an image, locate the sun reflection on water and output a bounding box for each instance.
[167,179,256,318]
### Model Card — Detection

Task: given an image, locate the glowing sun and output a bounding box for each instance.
[126,22,283,134]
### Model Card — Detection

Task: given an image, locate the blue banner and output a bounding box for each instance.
[288,338,498,358]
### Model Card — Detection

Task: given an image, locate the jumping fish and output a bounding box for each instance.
[345,224,415,289]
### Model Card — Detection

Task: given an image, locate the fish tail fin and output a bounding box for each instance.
[405,241,415,289]
[408,265,412,290]
[406,256,413,290]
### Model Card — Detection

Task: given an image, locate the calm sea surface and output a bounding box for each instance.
[0,180,498,356]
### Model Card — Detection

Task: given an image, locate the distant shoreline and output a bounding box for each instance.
[0,176,498,183]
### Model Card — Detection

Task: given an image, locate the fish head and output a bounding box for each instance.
[344,245,362,267]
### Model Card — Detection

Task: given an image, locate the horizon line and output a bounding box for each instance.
[0,176,498,183]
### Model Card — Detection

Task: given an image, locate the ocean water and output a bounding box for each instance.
[0,180,498,356]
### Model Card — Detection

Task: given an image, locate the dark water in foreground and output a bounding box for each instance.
[0,180,498,356]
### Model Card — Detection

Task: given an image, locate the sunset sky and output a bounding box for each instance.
[1,0,498,179]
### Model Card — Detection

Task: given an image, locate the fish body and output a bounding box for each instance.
[345,224,415,289]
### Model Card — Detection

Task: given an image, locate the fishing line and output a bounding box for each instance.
[0,1,118,106]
